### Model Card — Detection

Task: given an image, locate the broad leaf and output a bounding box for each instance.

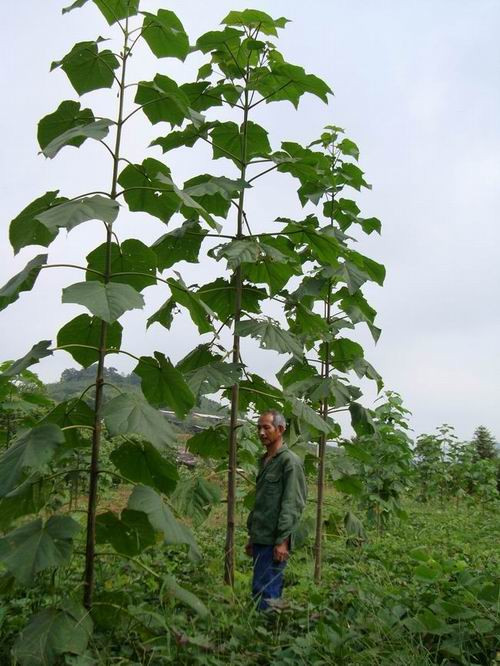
[86,239,157,291]
[171,477,221,526]
[162,574,208,617]
[222,9,288,36]
[236,319,303,359]
[41,398,94,449]
[333,476,363,496]
[9,191,64,255]
[62,281,144,323]
[135,74,190,126]
[134,353,195,417]
[166,276,215,334]
[0,515,80,584]
[94,0,139,24]
[51,41,120,95]
[154,173,219,229]
[110,441,178,495]
[0,254,47,312]
[210,121,271,164]
[57,314,122,368]
[213,239,260,269]
[13,599,92,665]
[0,341,52,378]
[117,159,178,223]
[41,119,113,159]
[183,174,244,218]
[187,426,229,460]
[153,220,207,270]
[237,374,283,413]
[349,402,376,436]
[102,392,177,449]
[141,10,189,60]
[330,338,365,372]
[96,509,155,556]
[35,195,118,231]
[0,480,50,532]
[184,360,241,396]
[127,485,200,560]
[288,397,333,435]
[0,424,64,497]
[338,288,381,342]
[197,278,266,321]
[37,100,94,150]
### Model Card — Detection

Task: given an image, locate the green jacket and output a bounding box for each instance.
[247,445,307,547]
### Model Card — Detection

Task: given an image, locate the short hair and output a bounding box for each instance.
[260,409,286,429]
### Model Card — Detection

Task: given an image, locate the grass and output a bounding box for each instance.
[1,488,499,665]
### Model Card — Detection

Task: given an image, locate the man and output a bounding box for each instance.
[245,410,307,610]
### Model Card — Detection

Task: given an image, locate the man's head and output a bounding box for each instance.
[257,410,286,450]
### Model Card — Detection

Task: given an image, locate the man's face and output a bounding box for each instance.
[257,413,283,449]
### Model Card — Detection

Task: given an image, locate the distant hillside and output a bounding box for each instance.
[46,366,229,431]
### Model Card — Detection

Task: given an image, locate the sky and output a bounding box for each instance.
[1,0,499,441]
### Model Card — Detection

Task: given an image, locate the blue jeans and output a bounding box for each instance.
[252,544,287,610]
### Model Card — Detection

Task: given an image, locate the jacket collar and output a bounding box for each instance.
[260,443,288,463]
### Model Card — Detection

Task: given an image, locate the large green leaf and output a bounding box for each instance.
[210,121,271,164]
[110,441,178,495]
[9,192,64,255]
[62,0,140,24]
[333,476,363,496]
[0,424,64,497]
[40,398,94,449]
[86,240,157,291]
[0,254,47,312]
[330,338,365,372]
[288,397,333,435]
[0,515,80,584]
[41,119,113,159]
[94,0,139,24]
[0,341,52,378]
[166,276,215,334]
[171,477,221,527]
[51,41,120,95]
[222,9,288,36]
[195,27,243,54]
[349,403,376,436]
[236,319,303,359]
[153,220,207,270]
[249,61,332,108]
[346,250,386,286]
[161,574,208,617]
[62,281,144,323]
[338,288,381,342]
[96,509,155,556]
[57,314,122,368]
[183,174,244,218]
[117,159,178,223]
[151,122,209,154]
[187,426,229,460]
[212,239,260,269]
[146,299,175,331]
[37,100,94,150]
[0,480,50,532]
[197,278,266,321]
[102,392,177,449]
[184,360,241,397]
[134,353,195,417]
[154,173,219,229]
[13,599,92,665]
[127,485,200,560]
[35,195,118,231]
[135,74,190,126]
[141,10,189,60]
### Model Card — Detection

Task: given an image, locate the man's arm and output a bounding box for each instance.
[275,457,307,548]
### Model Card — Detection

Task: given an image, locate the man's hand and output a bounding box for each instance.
[245,541,253,557]
[273,540,289,563]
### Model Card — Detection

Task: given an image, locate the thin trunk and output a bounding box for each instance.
[224,87,249,586]
[314,332,330,583]
[83,22,129,610]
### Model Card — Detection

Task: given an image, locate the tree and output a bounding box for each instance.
[472,425,497,460]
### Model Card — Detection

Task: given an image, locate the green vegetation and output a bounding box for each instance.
[0,2,498,664]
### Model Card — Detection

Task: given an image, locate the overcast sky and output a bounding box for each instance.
[1,0,499,441]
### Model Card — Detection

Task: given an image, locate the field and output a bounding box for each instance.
[2,481,498,665]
